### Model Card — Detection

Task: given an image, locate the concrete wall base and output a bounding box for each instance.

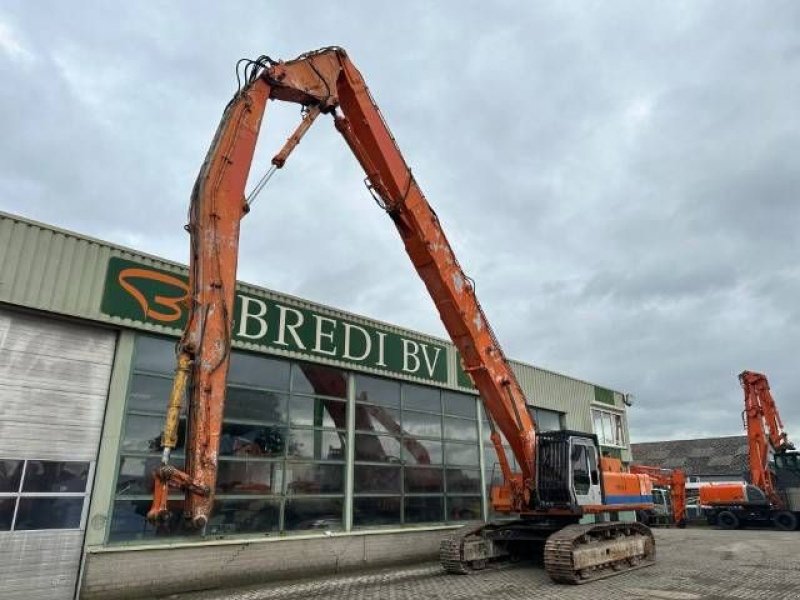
[80,527,458,599]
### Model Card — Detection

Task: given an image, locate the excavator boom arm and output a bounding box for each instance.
[149,47,536,525]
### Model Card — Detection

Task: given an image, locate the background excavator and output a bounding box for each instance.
[146,46,657,584]
[701,371,800,530]
[630,464,687,528]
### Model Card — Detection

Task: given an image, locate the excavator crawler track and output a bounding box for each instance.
[544,522,655,584]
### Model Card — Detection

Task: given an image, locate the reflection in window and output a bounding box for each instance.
[354,433,402,463]
[444,442,479,467]
[284,497,343,531]
[226,389,287,423]
[0,459,23,492]
[216,461,282,495]
[289,396,345,429]
[446,469,481,494]
[287,429,346,461]
[404,467,443,493]
[354,465,401,494]
[228,353,290,390]
[571,444,590,495]
[293,364,347,398]
[405,496,443,523]
[285,463,344,495]
[23,461,89,493]
[401,410,442,438]
[114,334,485,539]
[15,497,84,530]
[443,417,478,442]
[353,497,401,527]
[0,498,15,530]
[447,496,481,521]
[591,408,625,447]
[443,392,476,418]
[209,498,280,534]
[355,375,400,407]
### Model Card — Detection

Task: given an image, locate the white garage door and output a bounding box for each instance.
[0,308,115,600]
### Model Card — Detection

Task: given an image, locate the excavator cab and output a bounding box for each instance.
[535,431,602,510]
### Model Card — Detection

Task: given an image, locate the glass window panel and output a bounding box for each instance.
[292,364,347,398]
[446,468,481,494]
[15,498,84,530]
[133,335,175,374]
[354,465,401,494]
[404,496,443,524]
[447,496,482,521]
[401,438,443,466]
[532,408,562,432]
[285,463,344,495]
[401,410,442,439]
[444,416,478,442]
[290,396,345,429]
[0,459,23,492]
[116,456,183,496]
[353,497,401,527]
[602,413,614,445]
[0,498,15,530]
[128,374,175,413]
[404,467,443,493]
[207,498,280,535]
[228,352,290,391]
[354,405,401,435]
[225,388,288,424]
[218,423,287,458]
[284,497,343,531]
[354,375,400,407]
[108,499,197,542]
[592,410,605,444]
[354,434,402,463]
[615,415,625,446]
[443,392,477,418]
[287,429,346,462]
[402,384,441,413]
[23,461,89,493]
[122,414,185,454]
[445,442,479,467]
[216,460,282,495]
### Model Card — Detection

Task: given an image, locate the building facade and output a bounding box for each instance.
[0,211,633,599]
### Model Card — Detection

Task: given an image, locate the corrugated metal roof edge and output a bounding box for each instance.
[0,210,626,397]
[631,435,747,447]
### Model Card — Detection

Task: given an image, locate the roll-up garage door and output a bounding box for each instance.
[0,308,115,600]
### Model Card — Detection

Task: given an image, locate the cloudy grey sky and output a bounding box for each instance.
[2,2,798,442]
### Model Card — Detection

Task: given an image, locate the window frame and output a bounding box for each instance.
[0,458,94,532]
[590,406,627,448]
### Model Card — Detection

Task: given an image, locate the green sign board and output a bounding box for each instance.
[101,257,448,383]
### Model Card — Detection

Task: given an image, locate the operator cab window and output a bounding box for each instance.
[571,445,591,495]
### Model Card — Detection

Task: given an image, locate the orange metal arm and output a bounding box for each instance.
[150,47,537,526]
[630,464,686,526]
[739,371,794,509]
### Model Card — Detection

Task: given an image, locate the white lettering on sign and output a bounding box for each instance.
[275,304,306,350]
[402,339,421,373]
[375,331,387,367]
[342,322,371,361]
[313,315,338,356]
[237,296,268,339]
[421,344,442,378]
[402,338,442,377]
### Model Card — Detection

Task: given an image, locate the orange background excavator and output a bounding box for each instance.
[700,371,800,530]
[630,464,687,528]
[146,47,656,584]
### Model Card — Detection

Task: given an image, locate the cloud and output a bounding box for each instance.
[1,1,799,443]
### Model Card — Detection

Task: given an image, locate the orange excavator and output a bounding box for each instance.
[146,47,656,583]
[630,464,687,528]
[700,371,800,530]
